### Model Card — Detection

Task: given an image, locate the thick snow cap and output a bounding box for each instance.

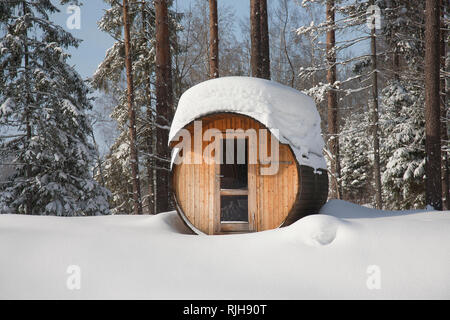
[169,76,327,170]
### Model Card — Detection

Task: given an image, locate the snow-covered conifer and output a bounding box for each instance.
[0,1,110,215]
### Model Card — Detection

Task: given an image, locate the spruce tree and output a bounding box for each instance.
[0,0,110,215]
[380,82,426,209]
[379,0,429,209]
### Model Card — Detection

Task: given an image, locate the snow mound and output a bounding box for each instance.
[169,77,326,169]
[285,214,348,246]
[320,199,431,219]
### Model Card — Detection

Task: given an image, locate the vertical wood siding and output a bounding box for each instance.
[171,113,326,234]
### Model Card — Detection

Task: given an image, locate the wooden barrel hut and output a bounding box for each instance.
[169,77,328,235]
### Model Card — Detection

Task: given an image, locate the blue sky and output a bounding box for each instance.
[52,0,250,80]
[48,0,251,155]
[52,1,368,80]
[51,1,115,79]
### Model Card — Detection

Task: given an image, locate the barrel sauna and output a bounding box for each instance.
[169,77,328,235]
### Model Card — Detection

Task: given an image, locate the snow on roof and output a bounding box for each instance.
[169,76,327,170]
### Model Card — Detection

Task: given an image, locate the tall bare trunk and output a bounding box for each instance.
[424,0,442,210]
[145,91,154,215]
[209,0,219,78]
[141,1,154,214]
[326,0,341,199]
[259,0,270,80]
[23,1,32,215]
[250,0,262,77]
[155,0,172,213]
[123,0,143,215]
[440,0,449,210]
[369,0,382,209]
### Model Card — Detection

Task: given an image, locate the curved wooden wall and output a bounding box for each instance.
[171,113,328,234]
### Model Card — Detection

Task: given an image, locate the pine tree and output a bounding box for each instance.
[0,0,110,216]
[368,0,382,209]
[250,0,262,77]
[325,0,341,199]
[123,0,143,215]
[440,0,449,210]
[259,0,270,79]
[424,0,442,210]
[298,0,422,207]
[379,0,438,210]
[173,0,243,91]
[208,0,219,78]
[154,0,173,213]
[93,0,159,214]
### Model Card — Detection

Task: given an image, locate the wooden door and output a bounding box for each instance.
[214,135,256,233]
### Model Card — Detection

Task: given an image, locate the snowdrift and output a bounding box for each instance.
[0,200,448,299]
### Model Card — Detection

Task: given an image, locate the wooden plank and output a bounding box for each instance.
[274,150,280,226]
[256,121,262,230]
[220,189,249,196]
[186,156,192,223]
[277,146,284,224]
[267,133,273,229]
[199,163,205,232]
[282,147,289,221]
[269,164,275,229]
[214,137,221,234]
[206,121,214,234]
[194,163,199,229]
[201,125,207,234]
[248,158,255,231]
[189,135,195,224]
[263,161,268,230]
[220,222,250,233]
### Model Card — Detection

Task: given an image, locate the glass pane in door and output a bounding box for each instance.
[220,195,248,222]
[220,138,248,189]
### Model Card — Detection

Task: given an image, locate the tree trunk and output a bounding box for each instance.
[145,91,154,215]
[369,1,382,209]
[123,0,143,215]
[440,0,449,210]
[250,0,262,77]
[141,0,154,214]
[424,0,442,210]
[209,0,219,78]
[22,1,32,215]
[259,0,270,80]
[155,0,173,213]
[326,0,341,199]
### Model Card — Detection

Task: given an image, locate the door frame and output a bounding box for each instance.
[214,132,257,234]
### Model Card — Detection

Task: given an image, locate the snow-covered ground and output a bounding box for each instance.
[0,200,448,299]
